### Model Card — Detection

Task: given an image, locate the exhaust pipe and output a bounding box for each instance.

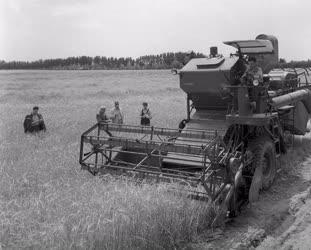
[210,46,218,57]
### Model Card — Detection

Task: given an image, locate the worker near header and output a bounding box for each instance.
[110,101,124,124]
[23,106,46,133]
[96,106,111,123]
[241,56,263,85]
[140,102,152,126]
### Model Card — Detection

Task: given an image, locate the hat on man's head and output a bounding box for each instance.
[33,106,39,110]
[142,102,148,106]
[115,101,119,105]
[100,106,106,110]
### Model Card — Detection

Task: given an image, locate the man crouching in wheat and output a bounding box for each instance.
[23,106,47,133]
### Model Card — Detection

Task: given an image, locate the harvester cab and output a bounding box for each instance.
[79,34,311,224]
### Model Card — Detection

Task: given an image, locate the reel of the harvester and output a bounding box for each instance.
[79,122,248,224]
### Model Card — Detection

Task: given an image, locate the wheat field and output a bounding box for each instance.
[0,70,216,249]
[1,70,311,249]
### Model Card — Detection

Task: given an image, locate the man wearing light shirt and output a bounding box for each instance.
[110,101,124,124]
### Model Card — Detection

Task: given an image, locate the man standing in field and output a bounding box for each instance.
[110,101,124,124]
[23,106,47,133]
[140,102,152,126]
[96,106,111,123]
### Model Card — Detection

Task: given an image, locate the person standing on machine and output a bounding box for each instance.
[241,56,263,85]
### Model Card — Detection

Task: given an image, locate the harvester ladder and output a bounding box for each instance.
[271,117,281,158]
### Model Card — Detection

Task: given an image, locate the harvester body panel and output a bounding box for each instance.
[179,56,238,110]
[284,101,309,135]
[223,39,274,54]
[183,110,227,134]
[255,34,279,73]
[268,69,297,89]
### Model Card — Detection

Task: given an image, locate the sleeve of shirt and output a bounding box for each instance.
[39,114,46,130]
[23,115,31,132]
[121,111,124,121]
[258,68,263,82]
[241,64,250,78]
[42,119,46,131]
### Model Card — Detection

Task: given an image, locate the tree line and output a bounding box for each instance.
[2,54,310,70]
[276,58,311,69]
[0,52,205,70]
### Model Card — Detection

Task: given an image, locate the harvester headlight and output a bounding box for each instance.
[253,79,259,86]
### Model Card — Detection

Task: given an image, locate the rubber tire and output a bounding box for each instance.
[248,136,276,190]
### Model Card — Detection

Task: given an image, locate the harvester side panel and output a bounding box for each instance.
[282,101,309,135]
[180,57,239,110]
[255,34,279,73]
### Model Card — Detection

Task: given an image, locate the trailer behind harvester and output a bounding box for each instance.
[79,34,311,223]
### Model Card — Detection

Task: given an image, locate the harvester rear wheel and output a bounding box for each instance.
[248,137,276,202]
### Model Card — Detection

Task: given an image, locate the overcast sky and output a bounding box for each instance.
[1,0,311,61]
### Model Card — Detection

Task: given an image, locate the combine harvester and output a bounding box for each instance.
[79,34,311,221]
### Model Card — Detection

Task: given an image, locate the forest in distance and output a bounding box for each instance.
[0,52,205,70]
[1,51,311,70]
